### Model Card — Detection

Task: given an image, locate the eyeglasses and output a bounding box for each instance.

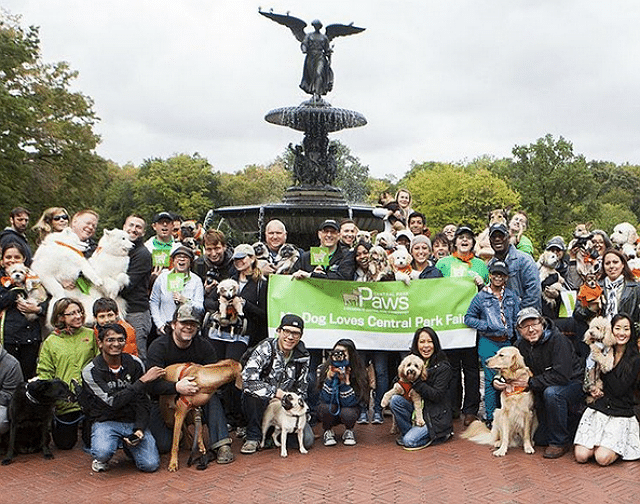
[519,321,542,330]
[52,215,69,221]
[104,337,125,344]
[280,328,302,339]
[63,310,83,317]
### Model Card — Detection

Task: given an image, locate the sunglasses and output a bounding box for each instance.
[52,215,69,221]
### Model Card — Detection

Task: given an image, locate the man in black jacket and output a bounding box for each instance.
[81,324,164,472]
[121,215,153,363]
[0,207,32,266]
[512,307,585,459]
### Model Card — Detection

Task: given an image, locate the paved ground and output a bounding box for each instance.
[3,418,639,504]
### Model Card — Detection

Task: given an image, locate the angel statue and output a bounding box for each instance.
[259,9,365,99]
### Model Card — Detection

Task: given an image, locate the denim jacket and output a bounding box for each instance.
[464,287,521,341]
[489,245,541,311]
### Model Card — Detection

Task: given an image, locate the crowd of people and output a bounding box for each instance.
[1,192,640,473]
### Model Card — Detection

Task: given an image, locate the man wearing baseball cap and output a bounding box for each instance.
[511,307,584,459]
[146,304,235,465]
[488,222,541,311]
[291,219,355,281]
[241,313,313,454]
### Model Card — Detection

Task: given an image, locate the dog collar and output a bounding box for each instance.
[25,388,41,405]
[291,413,304,431]
[505,385,527,397]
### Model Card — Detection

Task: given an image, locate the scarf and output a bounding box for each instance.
[453,251,475,266]
[604,276,624,320]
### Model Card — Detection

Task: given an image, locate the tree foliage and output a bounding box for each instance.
[0,11,105,220]
[217,162,291,207]
[402,161,520,233]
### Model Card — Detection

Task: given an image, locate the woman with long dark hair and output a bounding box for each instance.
[317,339,369,446]
[574,313,640,465]
[389,327,453,450]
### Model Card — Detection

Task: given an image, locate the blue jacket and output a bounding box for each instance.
[464,287,520,341]
[489,245,541,311]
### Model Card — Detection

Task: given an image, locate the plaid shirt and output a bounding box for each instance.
[242,337,310,400]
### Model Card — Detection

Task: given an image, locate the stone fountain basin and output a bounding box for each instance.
[265,99,367,133]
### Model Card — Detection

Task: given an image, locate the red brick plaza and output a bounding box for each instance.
[2,418,638,504]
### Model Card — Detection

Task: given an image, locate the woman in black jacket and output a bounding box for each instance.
[574,313,640,465]
[0,241,48,378]
[389,326,453,450]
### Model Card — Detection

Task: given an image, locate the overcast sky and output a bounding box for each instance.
[6,1,640,179]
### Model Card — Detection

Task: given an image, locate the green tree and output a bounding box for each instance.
[0,11,104,219]
[217,162,291,207]
[491,134,598,246]
[132,154,220,221]
[403,162,520,233]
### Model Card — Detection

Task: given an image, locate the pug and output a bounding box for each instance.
[260,392,309,458]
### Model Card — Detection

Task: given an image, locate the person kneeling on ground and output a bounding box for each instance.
[389,327,453,450]
[80,324,164,473]
[240,313,314,454]
[317,339,369,446]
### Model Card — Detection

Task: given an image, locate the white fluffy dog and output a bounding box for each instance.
[611,222,638,248]
[214,278,244,327]
[389,246,413,285]
[33,228,132,326]
[31,228,103,300]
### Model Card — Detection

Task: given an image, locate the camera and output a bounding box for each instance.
[206,269,220,284]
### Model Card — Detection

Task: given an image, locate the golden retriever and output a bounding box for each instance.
[380,354,426,432]
[462,346,537,457]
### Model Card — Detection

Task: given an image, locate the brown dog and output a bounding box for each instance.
[162,360,242,471]
[380,354,427,432]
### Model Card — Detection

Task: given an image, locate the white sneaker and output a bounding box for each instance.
[323,430,337,446]
[342,429,356,446]
[92,459,108,472]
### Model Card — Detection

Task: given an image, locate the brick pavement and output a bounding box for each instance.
[2,418,639,504]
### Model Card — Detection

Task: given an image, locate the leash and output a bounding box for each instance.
[25,387,41,405]
[54,240,86,257]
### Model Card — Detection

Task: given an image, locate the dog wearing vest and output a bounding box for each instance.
[380,354,427,433]
[462,346,536,457]
[161,360,242,472]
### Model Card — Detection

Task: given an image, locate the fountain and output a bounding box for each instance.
[212,11,380,248]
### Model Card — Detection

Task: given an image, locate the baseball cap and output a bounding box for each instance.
[278,313,304,333]
[318,219,339,231]
[516,307,542,327]
[232,244,255,260]
[546,236,566,251]
[153,211,173,223]
[173,304,201,325]
[170,245,194,261]
[455,226,475,238]
[489,223,509,237]
[489,260,509,275]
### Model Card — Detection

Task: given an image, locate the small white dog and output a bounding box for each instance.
[3,264,48,321]
[389,246,414,285]
[260,393,309,458]
[214,278,244,327]
[611,222,638,248]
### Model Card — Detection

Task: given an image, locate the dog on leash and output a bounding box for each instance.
[161,360,242,471]
[252,242,271,271]
[583,316,616,403]
[462,347,536,457]
[2,263,48,321]
[2,378,74,465]
[380,354,427,433]
[260,392,309,458]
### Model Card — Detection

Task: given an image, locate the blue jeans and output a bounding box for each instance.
[149,395,231,454]
[360,350,389,415]
[389,395,429,448]
[534,380,584,446]
[91,421,160,472]
[477,337,510,422]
